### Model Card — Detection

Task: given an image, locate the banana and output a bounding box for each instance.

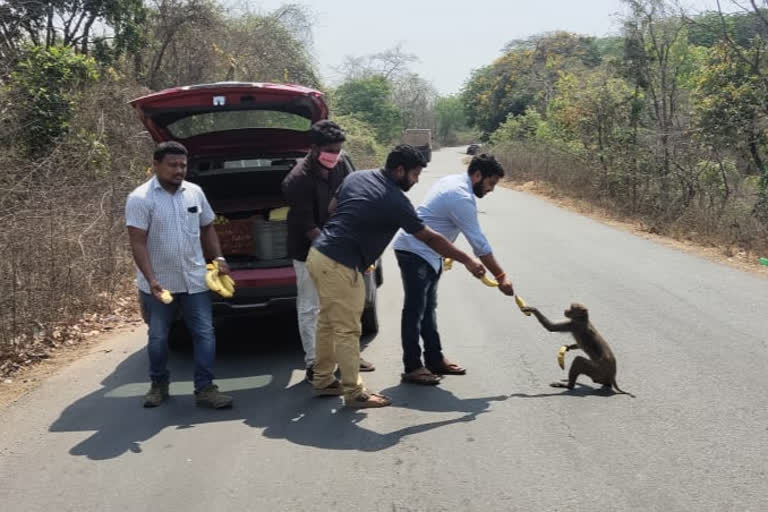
[515,295,531,316]
[205,261,235,298]
[480,274,498,287]
[443,258,453,270]
[160,289,173,304]
[557,345,568,370]
[205,265,223,294]
[219,274,235,298]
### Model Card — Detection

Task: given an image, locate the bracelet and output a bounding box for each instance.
[214,256,226,262]
[494,272,506,281]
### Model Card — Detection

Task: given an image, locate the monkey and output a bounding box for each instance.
[521,303,634,397]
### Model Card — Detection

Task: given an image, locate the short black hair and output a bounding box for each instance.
[385,144,427,171]
[468,153,504,179]
[310,120,346,146]
[153,141,188,162]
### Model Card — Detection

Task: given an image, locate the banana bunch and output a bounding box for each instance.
[557,345,568,370]
[205,260,235,298]
[160,289,173,304]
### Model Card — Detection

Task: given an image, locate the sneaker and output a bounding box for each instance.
[143,381,169,408]
[305,365,314,383]
[313,379,344,396]
[195,384,233,409]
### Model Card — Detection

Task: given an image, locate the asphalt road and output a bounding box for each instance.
[1,147,767,512]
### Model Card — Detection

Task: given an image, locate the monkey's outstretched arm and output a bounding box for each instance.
[529,309,574,333]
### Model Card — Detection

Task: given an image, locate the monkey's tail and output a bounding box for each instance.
[611,378,636,398]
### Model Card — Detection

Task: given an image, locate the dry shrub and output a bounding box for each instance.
[491,140,768,258]
[0,79,153,370]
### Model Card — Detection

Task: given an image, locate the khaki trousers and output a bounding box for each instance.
[305,248,365,399]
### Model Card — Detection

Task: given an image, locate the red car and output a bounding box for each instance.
[130,82,382,345]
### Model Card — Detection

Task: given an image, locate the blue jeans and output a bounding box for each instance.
[396,250,444,373]
[139,291,216,391]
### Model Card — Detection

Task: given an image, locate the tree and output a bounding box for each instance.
[333,75,402,143]
[336,44,418,81]
[462,31,603,135]
[0,0,146,65]
[433,95,467,143]
[392,72,436,130]
[5,44,99,158]
[138,1,319,90]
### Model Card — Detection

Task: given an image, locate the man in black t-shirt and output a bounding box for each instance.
[306,144,487,409]
[282,120,375,382]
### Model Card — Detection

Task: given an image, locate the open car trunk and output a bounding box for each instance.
[129,82,331,294]
[187,155,301,272]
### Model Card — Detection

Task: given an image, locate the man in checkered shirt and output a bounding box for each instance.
[126,141,233,409]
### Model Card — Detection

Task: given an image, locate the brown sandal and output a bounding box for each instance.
[427,360,466,375]
[401,367,442,386]
[345,392,392,408]
[359,358,376,372]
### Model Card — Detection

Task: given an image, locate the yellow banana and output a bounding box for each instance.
[205,260,235,298]
[160,289,173,304]
[480,274,498,287]
[557,345,568,370]
[219,274,235,297]
[515,295,531,316]
[205,266,223,294]
[443,258,453,270]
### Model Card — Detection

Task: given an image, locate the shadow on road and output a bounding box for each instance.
[49,314,502,459]
[508,383,619,399]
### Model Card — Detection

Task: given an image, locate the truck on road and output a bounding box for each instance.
[402,128,432,163]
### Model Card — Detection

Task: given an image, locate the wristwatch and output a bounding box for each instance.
[214,256,227,263]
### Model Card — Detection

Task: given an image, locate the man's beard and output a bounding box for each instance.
[398,177,414,192]
[473,181,486,198]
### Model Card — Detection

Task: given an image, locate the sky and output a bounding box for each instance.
[237,0,730,95]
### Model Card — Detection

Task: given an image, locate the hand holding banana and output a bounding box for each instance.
[444,257,515,292]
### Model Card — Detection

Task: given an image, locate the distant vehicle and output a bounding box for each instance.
[466,143,481,155]
[402,128,432,163]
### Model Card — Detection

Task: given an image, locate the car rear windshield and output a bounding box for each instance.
[167,110,311,138]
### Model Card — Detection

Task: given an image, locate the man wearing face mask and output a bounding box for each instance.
[306,144,487,408]
[282,120,375,382]
[392,154,514,385]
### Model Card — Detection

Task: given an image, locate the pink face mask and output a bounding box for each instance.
[318,151,341,169]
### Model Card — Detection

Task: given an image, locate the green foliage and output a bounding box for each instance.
[6,45,99,158]
[462,31,604,135]
[0,0,147,64]
[433,95,468,143]
[332,113,388,169]
[489,110,546,145]
[333,76,402,143]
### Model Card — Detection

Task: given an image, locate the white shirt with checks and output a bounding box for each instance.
[125,177,215,294]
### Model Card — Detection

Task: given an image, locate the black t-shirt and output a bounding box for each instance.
[313,169,425,271]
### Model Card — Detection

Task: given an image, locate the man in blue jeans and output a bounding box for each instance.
[126,141,233,408]
[392,154,515,385]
